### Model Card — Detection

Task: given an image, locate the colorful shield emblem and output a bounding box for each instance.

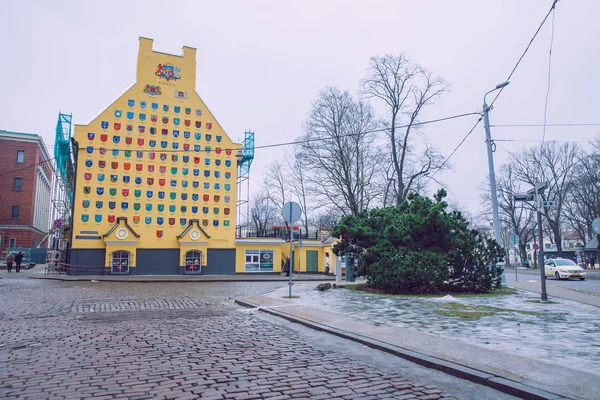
[108,215,115,223]
[174,106,180,114]
[162,128,168,136]
[163,104,169,112]
[160,166,166,174]
[195,132,201,140]
[226,149,232,156]
[96,187,104,196]
[204,182,210,189]
[172,143,179,150]
[145,217,152,225]
[202,219,208,226]
[224,196,230,203]
[181,206,187,213]
[204,158,210,166]
[157,217,164,226]
[85,160,93,168]
[216,136,222,143]
[126,124,133,132]
[133,202,140,211]
[101,121,109,129]
[134,189,141,198]
[139,125,146,134]
[194,157,200,164]
[136,164,143,171]
[225,172,231,179]
[205,146,211,153]
[203,194,209,202]
[138,138,144,146]
[100,134,108,142]
[216,147,222,155]
[84,173,92,181]
[183,144,190,152]
[122,162,129,171]
[172,155,178,162]
[214,171,220,179]
[96,201,103,209]
[224,184,230,191]
[81,214,89,222]
[145,204,152,212]
[170,179,177,187]
[128,99,135,107]
[150,140,156,148]
[183,156,189,164]
[195,121,201,128]
[202,207,209,214]
[169,218,175,226]
[87,132,95,141]
[224,208,230,215]
[83,186,91,195]
[98,174,105,182]
[112,149,119,156]
[113,135,120,144]
[214,195,220,202]
[170,192,176,200]
[150,127,156,135]
[147,190,153,198]
[127,112,134,120]
[156,230,163,238]
[215,160,221,167]
[94,215,102,223]
[160,153,167,161]
[213,220,219,227]
[133,216,140,224]
[184,119,190,127]
[180,218,187,226]
[184,131,190,139]
[125,150,131,158]
[181,193,188,201]
[111,161,118,170]
[82,200,90,208]
[182,168,189,176]
[114,123,121,131]
[121,202,128,210]
[225,160,232,168]
[214,183,220,190]
[109,201,116,209]
[147,178,154,185]
[122,189,129,197]
[148,165,155,173]
[99,147,107,155]
[158,191,165,199]
[206,123,213,130]
[149,152,156,160]
[151,115,158,123]
[161,141,167,149]
[204,170,210,177]
[224,220,230,227]
[193,207,199,214]
[162,117,169,124]
[192,194,199,201]
[171,167,178,174]
[86,146,94,154]
[169,205,176,213]
[193,181,199,189]
[152,103,158,110]
[135,177,142,185]
[196,109,202,116]
[213,208,219,215]
[140,101,147,109]
[158,204,164,212]
[174,118,180,126]
[173,130,180,138]
[115,110,122,118]
[185,108,191,115]
[182,180,188,188]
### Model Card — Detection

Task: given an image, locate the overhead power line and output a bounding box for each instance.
[491,123,600,128]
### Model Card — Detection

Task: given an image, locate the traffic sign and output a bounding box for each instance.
[514,193,534,202]
[592,218,600,234]
[508,233,518,245]
[543,200,554,208]
[282,202,301,223]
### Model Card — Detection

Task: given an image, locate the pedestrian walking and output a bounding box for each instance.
[6,252,14,273]
[15,250,23,273]
[324,253,331,275]
[283,256,290,277]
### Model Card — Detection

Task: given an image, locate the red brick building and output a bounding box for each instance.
[0,130,53,253]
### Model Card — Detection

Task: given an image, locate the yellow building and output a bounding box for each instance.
[70,37,333,275]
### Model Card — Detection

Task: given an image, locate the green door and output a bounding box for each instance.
[306,250,319,273]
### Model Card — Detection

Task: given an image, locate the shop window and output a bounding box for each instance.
[111,251,130,274]
[185,250,202,274]
[244,250,274,272]
[16,150,24,164]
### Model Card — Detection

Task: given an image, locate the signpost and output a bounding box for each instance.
[509,233,518,281]
[282,201,302,298]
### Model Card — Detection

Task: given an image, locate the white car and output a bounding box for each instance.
[544,258,586,280]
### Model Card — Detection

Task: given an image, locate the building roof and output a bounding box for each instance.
[585,236,599,250]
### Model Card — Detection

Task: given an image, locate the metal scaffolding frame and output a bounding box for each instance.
[236,131,255,237]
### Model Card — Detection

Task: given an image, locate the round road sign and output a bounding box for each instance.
[282,201,301,224]
[592,218,600,235]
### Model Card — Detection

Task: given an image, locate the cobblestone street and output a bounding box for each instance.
[0,276,513,400]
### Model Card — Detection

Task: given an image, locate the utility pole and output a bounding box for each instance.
[531,183,549,301]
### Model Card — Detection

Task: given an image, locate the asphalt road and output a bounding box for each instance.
[505,268,600,293]
[0,274,516,400]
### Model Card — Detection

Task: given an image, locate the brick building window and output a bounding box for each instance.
[11,205,20,219]
[111,251,130,274]
[9,238,16,248]
[14,178,22,191]
[16,150,25,164]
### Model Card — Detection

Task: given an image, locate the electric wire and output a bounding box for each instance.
[542,5,556,143]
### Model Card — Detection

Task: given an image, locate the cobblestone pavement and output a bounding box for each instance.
[0,278,461,400]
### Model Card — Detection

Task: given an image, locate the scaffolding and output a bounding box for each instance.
[47,112,74,273]
[236,131,255,237]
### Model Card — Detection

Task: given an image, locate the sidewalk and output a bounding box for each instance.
[237,282,600,400]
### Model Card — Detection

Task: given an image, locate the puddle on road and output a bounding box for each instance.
[275,283,600,374]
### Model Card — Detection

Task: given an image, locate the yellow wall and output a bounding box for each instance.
[72,37,238,251]
[235,240,334,273]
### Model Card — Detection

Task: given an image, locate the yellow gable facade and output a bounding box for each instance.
[70,38,239,275]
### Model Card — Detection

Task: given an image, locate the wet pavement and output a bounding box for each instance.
[0,268,516,400]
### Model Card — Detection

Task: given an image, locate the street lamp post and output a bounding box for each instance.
[483,82,509,285]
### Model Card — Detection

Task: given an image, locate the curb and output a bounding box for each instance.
[28,276,335,283]
[235,299,573,400]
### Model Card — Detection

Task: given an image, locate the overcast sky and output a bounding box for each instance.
[2,0,598,217]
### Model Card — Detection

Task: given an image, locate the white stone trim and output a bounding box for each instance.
[235,239,285,245]
[105,241,137,245]
[179,241,210,246]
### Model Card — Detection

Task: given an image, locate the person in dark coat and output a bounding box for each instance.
[15,251,24,273]
[283,256,290,277]
[5,253,14,273]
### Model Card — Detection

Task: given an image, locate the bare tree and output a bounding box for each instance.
[249,194,277,236]
[361,54,449,205]
[299,87,381,216]
[263,160,291,228]
[284,148,312,237]
[510,142,580,257]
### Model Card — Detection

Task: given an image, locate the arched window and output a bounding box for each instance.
[111,251,130,274]
[185,250,202,274]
